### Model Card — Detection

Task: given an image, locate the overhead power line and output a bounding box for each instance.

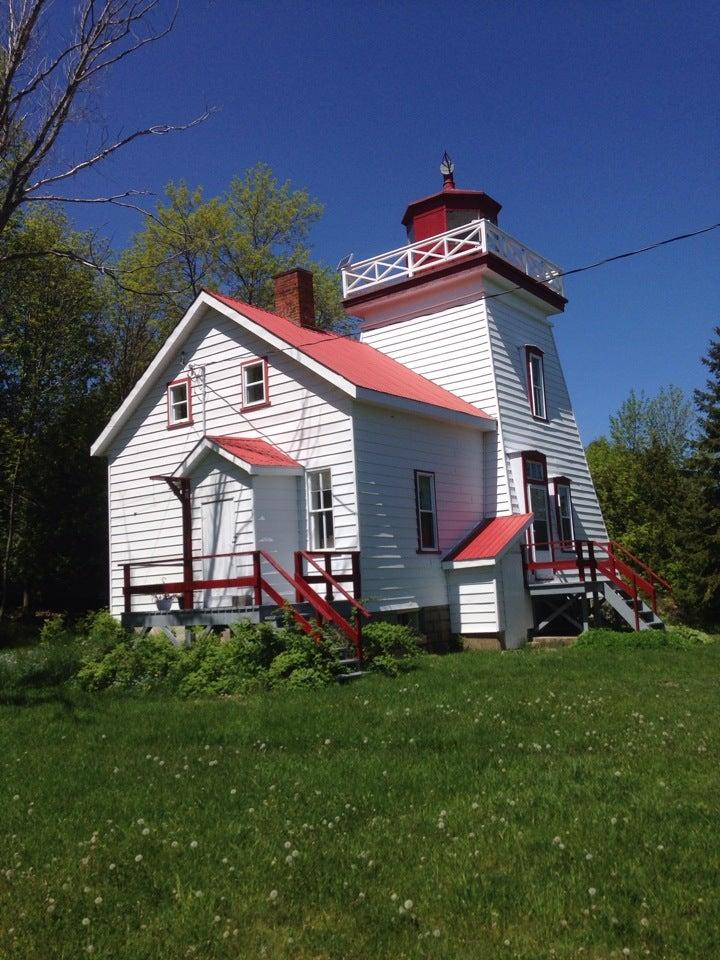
[206,219,720,364]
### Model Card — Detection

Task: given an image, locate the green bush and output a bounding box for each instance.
[77,632,180,692]
[76,610,130,660]
[361,621,423,668]
[574,626,719,651]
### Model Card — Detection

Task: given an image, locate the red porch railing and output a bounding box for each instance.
[521,539,671,631]
[121,549,368,660]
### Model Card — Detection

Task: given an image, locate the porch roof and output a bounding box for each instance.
[178,435,304,477]
[444,514,533,563]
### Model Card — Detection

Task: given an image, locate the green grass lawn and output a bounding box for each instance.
[1,646,718,960]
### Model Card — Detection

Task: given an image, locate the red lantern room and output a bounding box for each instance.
[401,153,502,242]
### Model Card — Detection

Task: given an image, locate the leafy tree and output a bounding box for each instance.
[0,208,106,619]
[688,327,720,622]
[108,165,349,401]
[586,384,709,625]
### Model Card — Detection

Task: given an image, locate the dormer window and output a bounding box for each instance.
[166,377,192,429]
[241,358,269,410]
[525,346,547,421]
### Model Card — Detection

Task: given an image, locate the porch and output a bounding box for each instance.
[521,539,671,634]
[121,549,368,659]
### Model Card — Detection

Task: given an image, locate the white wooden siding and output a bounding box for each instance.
[484,285,607,540]
[446,566,500,634]
[360,279,607,543]
[498,543,534,647]
[361,299,511,518]
[107,306,357,614]
[353,403,485,611]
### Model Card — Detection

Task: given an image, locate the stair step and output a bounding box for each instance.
[336,670,366,682]
[339,657,360,667]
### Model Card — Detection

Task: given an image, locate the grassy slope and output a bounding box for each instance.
[1,647,718,960]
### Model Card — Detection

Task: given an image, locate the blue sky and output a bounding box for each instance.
[58,0,719,441]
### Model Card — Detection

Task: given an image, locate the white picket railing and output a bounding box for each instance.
[341,219,564,299]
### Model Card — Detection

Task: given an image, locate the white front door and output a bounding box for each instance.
[201,497,236,608]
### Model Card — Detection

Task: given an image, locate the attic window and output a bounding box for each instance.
[167,377,192,428]
[241,358,269,410]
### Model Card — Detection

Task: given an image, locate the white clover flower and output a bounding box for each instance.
[404,899,413,910]
[588,888,597,897]
[82,917,90,926]
[268,889,278,901]
[141,828,150,836]
[433,929,441,938]
[134,854,143,863]
[230,788,236,795]
[109,863,116,871]
[94,896,103,905]
[284,841,291,849]
[390,893,398,902]
[171,841,178,849]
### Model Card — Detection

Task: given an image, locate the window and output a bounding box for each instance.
[308,469,334,549]
[522,451,550,552]
[241,358,269,409]
[166,377,192,428]
[525,346,547,420]
[415,470,439,552]
[554,478,575,548]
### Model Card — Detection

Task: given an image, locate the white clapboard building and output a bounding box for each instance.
[92,164,668,650]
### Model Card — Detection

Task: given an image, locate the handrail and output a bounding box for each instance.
[522,538,671,622]
[122,549,365,660]
[296,551,370,618]
[607,541,672,593]
[341,218,564,298]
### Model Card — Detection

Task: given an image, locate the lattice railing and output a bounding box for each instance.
[341,219,564,299]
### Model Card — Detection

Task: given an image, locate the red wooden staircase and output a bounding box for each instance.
[522,539,671,633]
[122,549,370,660]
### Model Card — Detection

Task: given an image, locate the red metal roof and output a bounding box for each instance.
[207,291,492,422]
[208,436,301,468]
[445,514,533,562]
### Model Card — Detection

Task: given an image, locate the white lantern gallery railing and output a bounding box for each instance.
[341,219,564,299]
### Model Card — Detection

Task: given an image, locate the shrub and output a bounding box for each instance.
[75,610,130,661]
[361,621,423,668]
[77,632,180,692]
[665,624,718,648]
[574,626,719,651]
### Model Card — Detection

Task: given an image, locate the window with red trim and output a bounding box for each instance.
[522,451,550,549]
[166,377,192,428]
[241,358,269,409]
[553,478,575,548]
[415,470,439,552]
[525,346,547,420]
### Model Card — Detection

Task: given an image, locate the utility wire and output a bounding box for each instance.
[202,219,720,366]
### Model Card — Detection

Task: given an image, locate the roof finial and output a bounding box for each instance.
[440,151,455,191]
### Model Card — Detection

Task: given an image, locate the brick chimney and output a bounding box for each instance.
[273,267,315,328]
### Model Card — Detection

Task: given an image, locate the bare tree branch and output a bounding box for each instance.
[0,0,210,238]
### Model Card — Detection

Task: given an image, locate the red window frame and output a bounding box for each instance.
[166,376,193,429]
[552,476,575,550]
[414,469,440,553]
[240,357,270,411]
[525,345,548,421]
[521,450,550,550]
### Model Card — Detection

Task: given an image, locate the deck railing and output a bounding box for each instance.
[521,539,671,630]
[341,219,564,299]
[121,549,367,659]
